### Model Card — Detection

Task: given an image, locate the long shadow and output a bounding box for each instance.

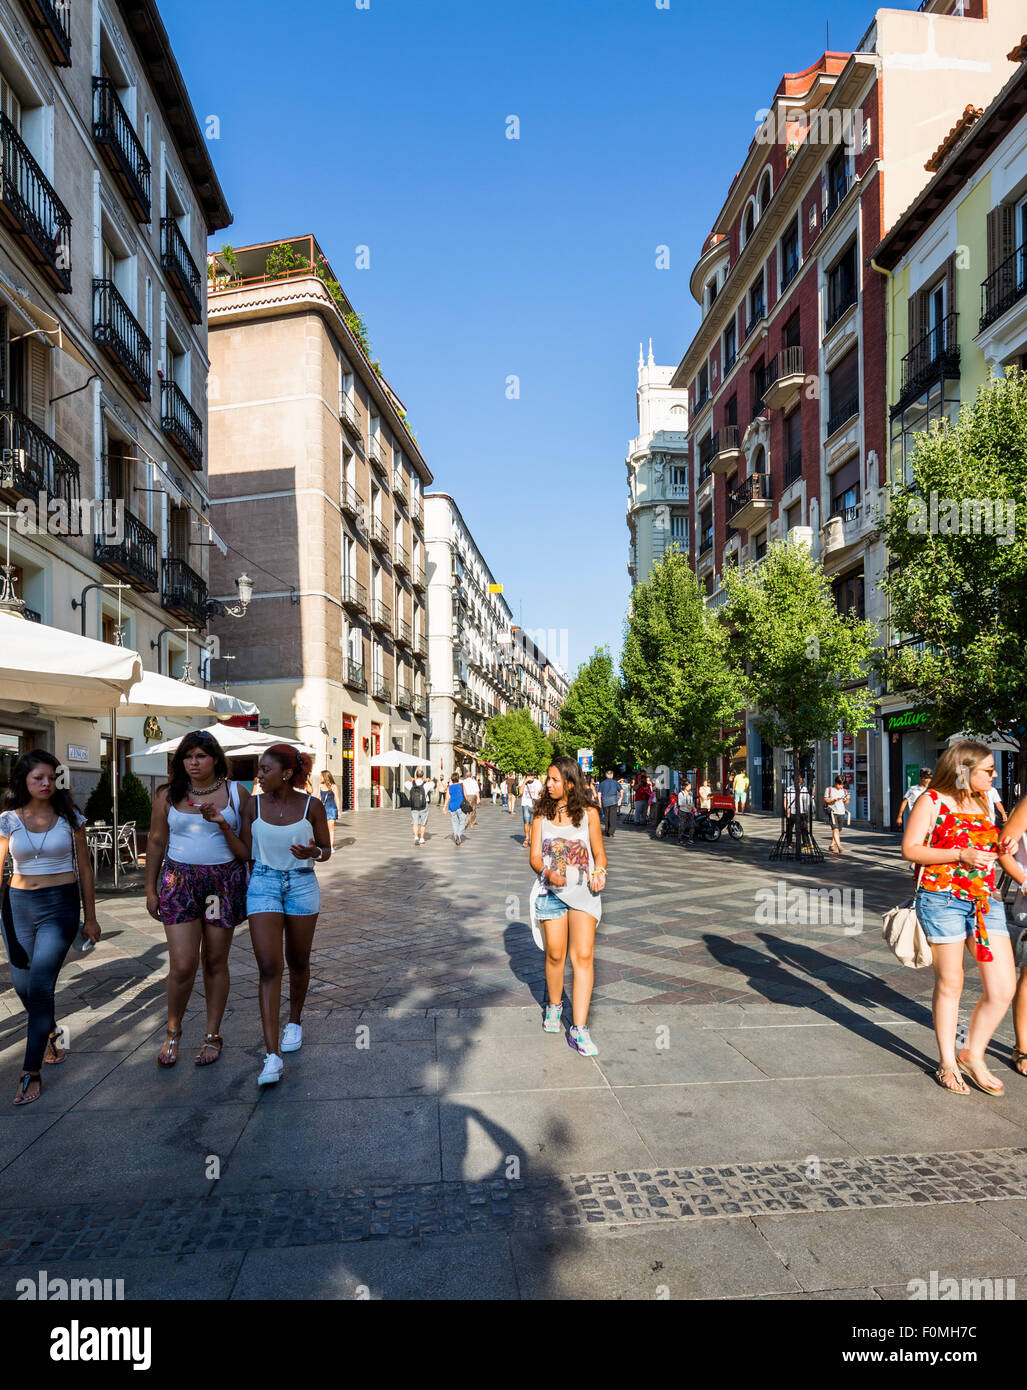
[702,931,939,1074]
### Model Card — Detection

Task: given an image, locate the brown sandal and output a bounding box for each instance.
[934,1066,970,1095]
[44,1029,66,1065]
[157,1028,182,1067]
[195,1033,223,1066]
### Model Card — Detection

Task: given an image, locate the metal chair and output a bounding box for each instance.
[115,820,138,869]
[87,825,113,876]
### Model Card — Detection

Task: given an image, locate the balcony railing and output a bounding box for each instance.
[826,392,860,437]
[344,659,367,692]
[694,386,710,413]
[745,305,765,340]
[162,556,209,624]
[826,283,858,332]
[824,174,850,225]
[369,514,390,550]
[699,527,714,556]
[414,632,427,657]
[763,347,804,412]
[367,434,387,469]
[781,254,800,292]
[340,395,361,437]
[396,684,412,710]
[372,673,391,703]
[980,244,1027,331]
[0,112,72,292]
[392,472,408,506]
[370,598,391,631]
[394,616,412,646]
[723,345,737,374]
[413,566,426,591]
[19,0,72,65]
[340,482,364,518]
[728,471,773,526]
[394,541,410,573]
[410,495,423,526]
[160,219,202,323]
[93,279,150,398]
[412,693,426,715]
[95,505,159,592]
[161,381,202,469]
[784,447,803,487]
[341,574,367,611]
[899,313,960,409]
[0,401,81,525]
[92,77,151,221]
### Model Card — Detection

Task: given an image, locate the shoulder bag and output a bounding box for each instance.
[881,820,932,970]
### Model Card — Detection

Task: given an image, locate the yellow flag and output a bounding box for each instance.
[488,583,503,594]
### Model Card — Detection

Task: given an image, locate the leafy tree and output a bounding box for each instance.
[621,551,745,771]
[723,539,877,813]
[879,369,1027,783]
[481,707,552,775]
[554,647,623,770]
[83,769,151,828]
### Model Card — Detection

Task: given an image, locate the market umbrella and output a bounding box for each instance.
[131,723,312,759]
[368,750,425,768]
[0,612,141,710]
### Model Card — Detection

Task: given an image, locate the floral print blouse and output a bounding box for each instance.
[919,790,998,961]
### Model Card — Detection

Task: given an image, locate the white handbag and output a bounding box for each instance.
[881,855,932,969]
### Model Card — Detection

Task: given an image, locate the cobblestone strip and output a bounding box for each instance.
[2,1148,1026,1265]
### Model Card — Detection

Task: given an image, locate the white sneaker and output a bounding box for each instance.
[257,1052,283,1085]
[281,1023,303,1053]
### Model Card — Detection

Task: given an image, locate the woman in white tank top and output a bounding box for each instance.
[528,756,607,1057]
[241,744,332,1086]
[146,731,250,1068]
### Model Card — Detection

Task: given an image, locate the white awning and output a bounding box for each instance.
[0,612,141,711]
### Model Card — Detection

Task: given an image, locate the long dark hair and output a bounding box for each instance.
[265,743,314,785]
[3,749,82,825]
[535,755,591,828]
[161,730,230,805]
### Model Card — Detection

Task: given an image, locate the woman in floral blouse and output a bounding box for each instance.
[903,740,1019,1096]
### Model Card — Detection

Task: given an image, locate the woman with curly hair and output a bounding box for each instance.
[0,750,99,1106]
[146,730,250,1068]
[241,744,331,1086]
[528,755,607,1056]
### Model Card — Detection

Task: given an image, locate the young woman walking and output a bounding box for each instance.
[824,776,850,854]
[528,755,606,1056]
[0,751,99,1106]
[241,745,331,1086]
[447,772,467,845]
[146,731,250,1067]
[904,740,1018,1096]
[319,770,339,848]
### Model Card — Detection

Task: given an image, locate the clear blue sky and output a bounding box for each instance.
[167,0,885,677]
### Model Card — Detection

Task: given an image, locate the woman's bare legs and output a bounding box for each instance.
[567,910,597,1027]
[931,940,969,1092]
[542,914,569,1007]
[958,935,1016,1090]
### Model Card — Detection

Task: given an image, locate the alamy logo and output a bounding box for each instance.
[18,1270,124,1300]
[50,1320,150,1371]
[907,1271,1015,1300]
[906,491,1015,545]
[755,883,863,934]
[12,492,124,542]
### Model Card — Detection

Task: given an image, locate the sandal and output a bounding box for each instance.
[934,1065,970,1095]
[1011,1048,1027,1077]
[13,1072,41,1106]
[195,1033,224,1066]
[157,1028,182,1068]
[957,1053,1006,1096]
[44,1029,66,1065]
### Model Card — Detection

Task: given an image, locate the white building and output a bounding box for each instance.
[626,340,690,587]
[424,492,514,778]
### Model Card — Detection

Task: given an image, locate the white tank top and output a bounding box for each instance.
[534,812,602,922]
[166,782,241,866]
[251,795,316,870]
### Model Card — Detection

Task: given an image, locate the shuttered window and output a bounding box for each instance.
[987,205,1016,277]
[26,339,47,428]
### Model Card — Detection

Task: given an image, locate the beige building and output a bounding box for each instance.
[0,0,230,803]
[207,236,431,810]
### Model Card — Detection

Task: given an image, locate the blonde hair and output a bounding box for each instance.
[929,739,993,815]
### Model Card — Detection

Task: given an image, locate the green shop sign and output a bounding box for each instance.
[884,711,931,732]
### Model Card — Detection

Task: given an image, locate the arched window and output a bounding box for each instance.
[751,445,767,477]
[759,169,772,214]
[743,203,755,244]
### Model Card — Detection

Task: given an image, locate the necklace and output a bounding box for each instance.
[19,809,58,860]
[188,776,225,797]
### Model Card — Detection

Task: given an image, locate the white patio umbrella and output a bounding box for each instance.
[368,749,425,768]
[0,612,141,710]
[130,723,312,759]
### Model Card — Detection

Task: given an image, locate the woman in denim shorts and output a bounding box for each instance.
[241,745,331,1086]
[904,740,1019,1097]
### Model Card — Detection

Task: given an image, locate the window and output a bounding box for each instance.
[785,500,802,532]
[168,505,190,560]
[723,321,737,373]
[696,362,709,406]
[706,277,718,309]
[670,513,688,540]
[826,149,848,218]
[827,349,859,435]
[759,171,772,214]
[724,395,737,428]
[671,466,688,489]
[748,274,765,333]
[743,203,755,244]
[827,242,857,330]
[754,532,767,562]
[834,569,865,621]
[784,309,802,351]
[751,359,772,419]
[785,409,802,484]
[781,218,800,290]
[699,506,713,554]
[830,456,861,519]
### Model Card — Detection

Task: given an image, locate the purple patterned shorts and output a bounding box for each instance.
[158,858,249,928]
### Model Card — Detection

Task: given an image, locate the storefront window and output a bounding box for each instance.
[830,727,869,821]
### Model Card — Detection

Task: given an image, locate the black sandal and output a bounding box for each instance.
[44,1029,66,1065]
[13,1072,41,1106]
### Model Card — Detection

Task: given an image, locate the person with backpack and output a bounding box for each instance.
[404,769,433,847]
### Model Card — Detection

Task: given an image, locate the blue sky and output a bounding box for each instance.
[166,0,884,677]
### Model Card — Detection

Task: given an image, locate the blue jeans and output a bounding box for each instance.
[450,809,466,839]
[1,882,79,1073]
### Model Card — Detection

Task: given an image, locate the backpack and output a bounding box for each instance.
[409,781,426,810]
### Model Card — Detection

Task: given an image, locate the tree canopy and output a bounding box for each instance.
[553,647,623,770]
[480,707,552,776]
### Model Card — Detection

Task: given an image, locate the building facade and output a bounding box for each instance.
[0,0,230,803]
[542,658,569,737]
[424,491,513,778]
[672,0,1024,825]
[626,340,690,586]
[873,47,1027,818]
[207,236,431,810]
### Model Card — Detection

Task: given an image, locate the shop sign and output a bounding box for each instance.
[884,711,931,732]
[66,744,88,762]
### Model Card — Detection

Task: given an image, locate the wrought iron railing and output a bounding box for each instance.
[162,556,209,623]
[160,219,202,323]
[345,659,366,691]
[826,392,860,437]
[372,673,391,703]
[95,505,158,591]
[394,541,410,573]
[341,574,367,610]
[394,617,412,646]
[369,514,390,549]
[93,278,151,397]
[784,447,803,487]
[340,482,364,517]
[900,312,960,406]
[19,0,71,64]
[0,400,81,525]
[0,112,72,292]
[370,598,391,629]
[826,282,857,332]
[980,244,1027,331]
[392,472,408,506]
[161,381,202,468]
[92,77,151,220]
[728,471,773,521]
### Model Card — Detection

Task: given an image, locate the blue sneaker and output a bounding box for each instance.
[542,1002,563,1033]
[568,1025,598,1057]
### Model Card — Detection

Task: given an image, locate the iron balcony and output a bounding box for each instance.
[161,380,203,470]
[344,659,367,692]
[19,0,71,64]
[980,245,1027,331]
[0,112,72,293]
[162,556,209,624]
[92,77,150,221]
[95,505,158,592]
[341,575,368,612]
[0,401,81,526]
[93,278,151,399]
[160,219,202,324]
[728,472,773,530]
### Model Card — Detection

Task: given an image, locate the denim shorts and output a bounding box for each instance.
[915,888,1009,944]
[246,863,320,916]
[522,807,534,827]
[411,808,429,826]
[534,887,568,922]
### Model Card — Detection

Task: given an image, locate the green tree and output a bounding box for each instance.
[482,707,551,775]
[554,647,623,769]
[621,551,745,771]
[879,369,1027,781]
[723,539,877,813]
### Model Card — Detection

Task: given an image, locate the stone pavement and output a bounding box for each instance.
[2,802,1027,1300]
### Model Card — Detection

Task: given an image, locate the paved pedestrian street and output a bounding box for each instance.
[3,801,1027,1301]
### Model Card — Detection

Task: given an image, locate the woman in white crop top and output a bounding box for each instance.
[145,731,250,1068]
[240,744,331,1087]
[0,750,98,1106]
[528,755,607,1058]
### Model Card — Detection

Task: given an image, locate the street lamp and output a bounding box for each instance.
[205,572,253,620]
